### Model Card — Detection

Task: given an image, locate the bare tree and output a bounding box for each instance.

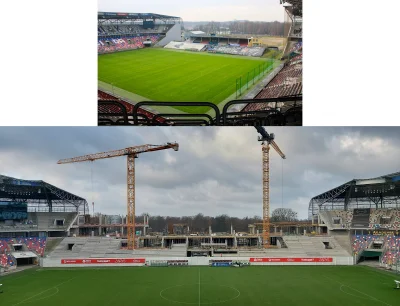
[270,208,298,222]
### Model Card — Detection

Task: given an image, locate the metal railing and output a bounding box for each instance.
[98,97,302,126]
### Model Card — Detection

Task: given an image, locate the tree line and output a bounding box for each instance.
[192,21,285,36]
[140,208,300,233]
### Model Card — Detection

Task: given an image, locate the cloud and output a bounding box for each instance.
[0,127,399,221]
[97,0,284,22]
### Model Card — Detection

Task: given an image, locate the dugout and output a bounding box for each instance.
[187,250,211,257]
[143,39,152,47]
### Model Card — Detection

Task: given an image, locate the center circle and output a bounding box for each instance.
[160,283,240,305]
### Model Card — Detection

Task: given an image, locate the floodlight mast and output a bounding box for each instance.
[255,127,286,249]
[57,143,179,250]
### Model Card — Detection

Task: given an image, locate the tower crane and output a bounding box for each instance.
[255,127,286,249]
[57,143,179,250]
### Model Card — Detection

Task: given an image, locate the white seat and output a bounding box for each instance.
[395,280,400,289]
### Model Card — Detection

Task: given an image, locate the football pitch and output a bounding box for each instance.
[1,266,399,305]
[98,48,274,113]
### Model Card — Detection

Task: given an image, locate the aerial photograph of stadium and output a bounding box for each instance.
[98,0,302,125]
[1,126,400,305]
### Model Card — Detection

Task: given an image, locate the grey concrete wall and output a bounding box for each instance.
[156,24,182,47]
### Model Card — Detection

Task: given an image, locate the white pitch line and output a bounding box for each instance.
[198,268,201,306]
[12,277,76,306]
[324,275,392,306]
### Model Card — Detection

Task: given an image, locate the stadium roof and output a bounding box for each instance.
[308,171,400,218]
[0,175,87,210]
[191,31,205,35]
[98,12,181,20]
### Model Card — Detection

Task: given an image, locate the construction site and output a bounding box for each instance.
[3,127,400,271]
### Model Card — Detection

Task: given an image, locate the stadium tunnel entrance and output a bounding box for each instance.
[358,250,382,264]
[187,250,211,257]
[11,251,38,267]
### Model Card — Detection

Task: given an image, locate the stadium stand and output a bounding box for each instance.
[381,235,400,266]
[0,254,6,267]
[98,90,166,125]
[351,235,380,256]
[238,1,302,115]
[12,237,46,257]
[0,237,46,257]
[369,209,400,229]
[207,45,266,57]
[48,237,187,258]
[99,24,173,36]
[319,209,400,231]
[281,236,350,257]
[0,239,10,253]
[319,210,353,229]
[98,35,160,54]
[164,41,207,52]
[98,12,182,49]
[243,54,302,108]
[0,254,16,268]
[45,235,351,259]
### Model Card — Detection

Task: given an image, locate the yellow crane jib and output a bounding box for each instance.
[57,142,179,250]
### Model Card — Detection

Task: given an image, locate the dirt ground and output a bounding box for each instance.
[256,36,286,49]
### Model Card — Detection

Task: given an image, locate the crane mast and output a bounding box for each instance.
[58,143,179,250]
[255,127,286,249]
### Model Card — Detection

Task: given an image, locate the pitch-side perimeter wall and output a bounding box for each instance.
[41,256,354,268]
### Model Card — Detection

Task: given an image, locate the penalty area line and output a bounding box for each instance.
[324,275,392,306]
[198,268,201,306]
[12,277,77,306]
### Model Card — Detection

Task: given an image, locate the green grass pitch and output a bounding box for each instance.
[98,49,272,113]
[1,266,399,305]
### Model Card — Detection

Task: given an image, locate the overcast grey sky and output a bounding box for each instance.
[1,127,399,220]
[97,0,285,22]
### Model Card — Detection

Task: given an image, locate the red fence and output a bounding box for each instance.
[61,258,145,264]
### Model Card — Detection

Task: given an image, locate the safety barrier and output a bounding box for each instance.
[42,256,353,268]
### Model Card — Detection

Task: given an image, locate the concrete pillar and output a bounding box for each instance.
[296,226,299,235]
[234,237,237,248]
[186,236,189,246]
[161,237,165,248]
[274,226,277,233]
[280,229,283,236]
